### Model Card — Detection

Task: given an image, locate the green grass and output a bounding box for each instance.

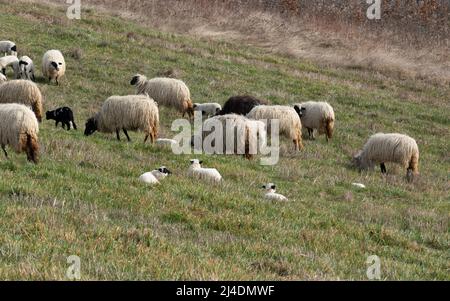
[0,2,448,280]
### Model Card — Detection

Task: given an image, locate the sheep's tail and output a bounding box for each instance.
[185,99,194,119]
[151,118,158,143]
[325,117,334,141]
[25,133,39,164]
[295,127,304,151]
[32,94,43,122]
[408,151,419,175]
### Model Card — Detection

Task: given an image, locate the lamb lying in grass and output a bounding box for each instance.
[139,166,172,185]
[262,183,288,201]
[187,159,222,183]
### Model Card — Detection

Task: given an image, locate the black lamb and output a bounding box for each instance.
[216,95,268,116]
[46,107,77,130]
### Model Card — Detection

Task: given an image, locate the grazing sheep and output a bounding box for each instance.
[217,95,267,116]
[0,80,44,122]
[0,103,39,163]
[293,101,335,141]
[130,74,193,118]
[352,133,419,181]
[46,107,77,130]
[156,138,177,147]
[0,55,19,78]
[84,94,159,143]
[42,50,66,85]
[0,73,6,83]
[18,56,35,81]
[139,166,172,185]
[194,103,222,117]
[247,105,304,151]
[262,183,288,201]
[188,159,222,183]
[0,41,17,56]
[197,114,266,160]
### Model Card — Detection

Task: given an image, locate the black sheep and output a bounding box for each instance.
[46,107,77,130]
[217,95,268,116]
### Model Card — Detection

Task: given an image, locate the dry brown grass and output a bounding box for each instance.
[37,0,450,85]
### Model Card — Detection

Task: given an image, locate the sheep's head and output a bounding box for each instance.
[50,62,60,71]
[130,74,140,85]
[45,110,56,120]
[294,105,306,119]
[262,183,277,193]
[352,151,363,169]
[190,159,203,168]
[84,117,98,136]
[158,166,172,175]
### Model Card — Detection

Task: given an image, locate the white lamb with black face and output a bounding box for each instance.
[262,183,288,201]
[18,56,35,81]
[139,166,172,185]
[193,103,222,117]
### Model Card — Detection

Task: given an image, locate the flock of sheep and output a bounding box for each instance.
[0,39,420,201]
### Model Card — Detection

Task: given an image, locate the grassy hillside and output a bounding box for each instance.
[0,2,448,280]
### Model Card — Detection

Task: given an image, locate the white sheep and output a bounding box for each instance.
[198,114,266,160]
[42,50,66,85]
[247,105,304,151]
[130,74,194,118]
[0,41,17,56]
[139,166,172,185]
[293,101,335,141]
[194,102,222,117]
[84,94,159,143]
[0,103,39,163]
[353,133,420,181]
[262,183,288,201]
[188,159,222,183]
[18,56,35,81]
[0,55,19,78]
[0,79,44,122]
[0,73,6,83]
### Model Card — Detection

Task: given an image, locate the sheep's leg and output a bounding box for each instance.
[123,129,131,142]
[380,163,387,174]
[1,145,8,159]
[56,76,59,86]
[65,122,71,131]
[55,121,59,128]
[72,120,77,130]
[116,130,121,141]
[406,168,414,183]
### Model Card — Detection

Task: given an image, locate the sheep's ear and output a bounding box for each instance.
[294,105,301,114]
[271,185,276,189]
[19,61,28,66]
[193,104,197,108]
[199,160,203,164]
[11,45,17,52]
